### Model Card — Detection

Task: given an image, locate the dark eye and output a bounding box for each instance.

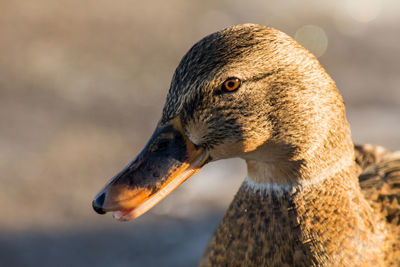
[221,77,241,92]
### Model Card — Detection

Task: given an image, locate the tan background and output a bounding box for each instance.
[1,0,399,266]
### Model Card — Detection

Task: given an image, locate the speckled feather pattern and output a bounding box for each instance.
[356,145,400,266]
[154,24,399,266]
[200,156,395,266]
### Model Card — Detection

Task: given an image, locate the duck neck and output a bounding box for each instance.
[204,168,385,266]
[244,127,357,187]
[245,150,356,187]
[227,161,385,265]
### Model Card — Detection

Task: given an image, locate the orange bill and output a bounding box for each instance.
[92,117,209,221]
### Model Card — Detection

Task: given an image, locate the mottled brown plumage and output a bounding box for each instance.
[162,24,400,266]
[356,145,400,266]
[94,23,400,266]
[199,145,400,266]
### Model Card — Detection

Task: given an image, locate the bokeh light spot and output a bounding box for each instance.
[295,25,328,58]
[345,0,382,23]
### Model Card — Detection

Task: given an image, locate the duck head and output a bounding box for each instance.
[93,24,354,221]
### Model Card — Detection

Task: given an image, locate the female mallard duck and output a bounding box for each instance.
[92,24,400,266]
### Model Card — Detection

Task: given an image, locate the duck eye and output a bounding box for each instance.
[221,78,241,92]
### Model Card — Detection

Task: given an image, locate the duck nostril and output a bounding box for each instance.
[152,138,170,152]
[92,192,106,215]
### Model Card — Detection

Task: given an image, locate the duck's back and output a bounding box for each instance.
[355,144,400,266]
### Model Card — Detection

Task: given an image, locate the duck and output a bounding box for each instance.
[92,24,400,266]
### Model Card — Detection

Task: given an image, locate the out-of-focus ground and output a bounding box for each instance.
[0,0,399,266]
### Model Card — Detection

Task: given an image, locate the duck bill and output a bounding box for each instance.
[92,117,208,221]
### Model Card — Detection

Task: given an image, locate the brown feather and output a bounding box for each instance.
[356,144,400,266]
[151,24,400,266]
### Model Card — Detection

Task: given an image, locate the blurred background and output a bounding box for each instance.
[1,0,399,266]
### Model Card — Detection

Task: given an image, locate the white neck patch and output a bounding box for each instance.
[245,152,355,193]
[244,177,295,193]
